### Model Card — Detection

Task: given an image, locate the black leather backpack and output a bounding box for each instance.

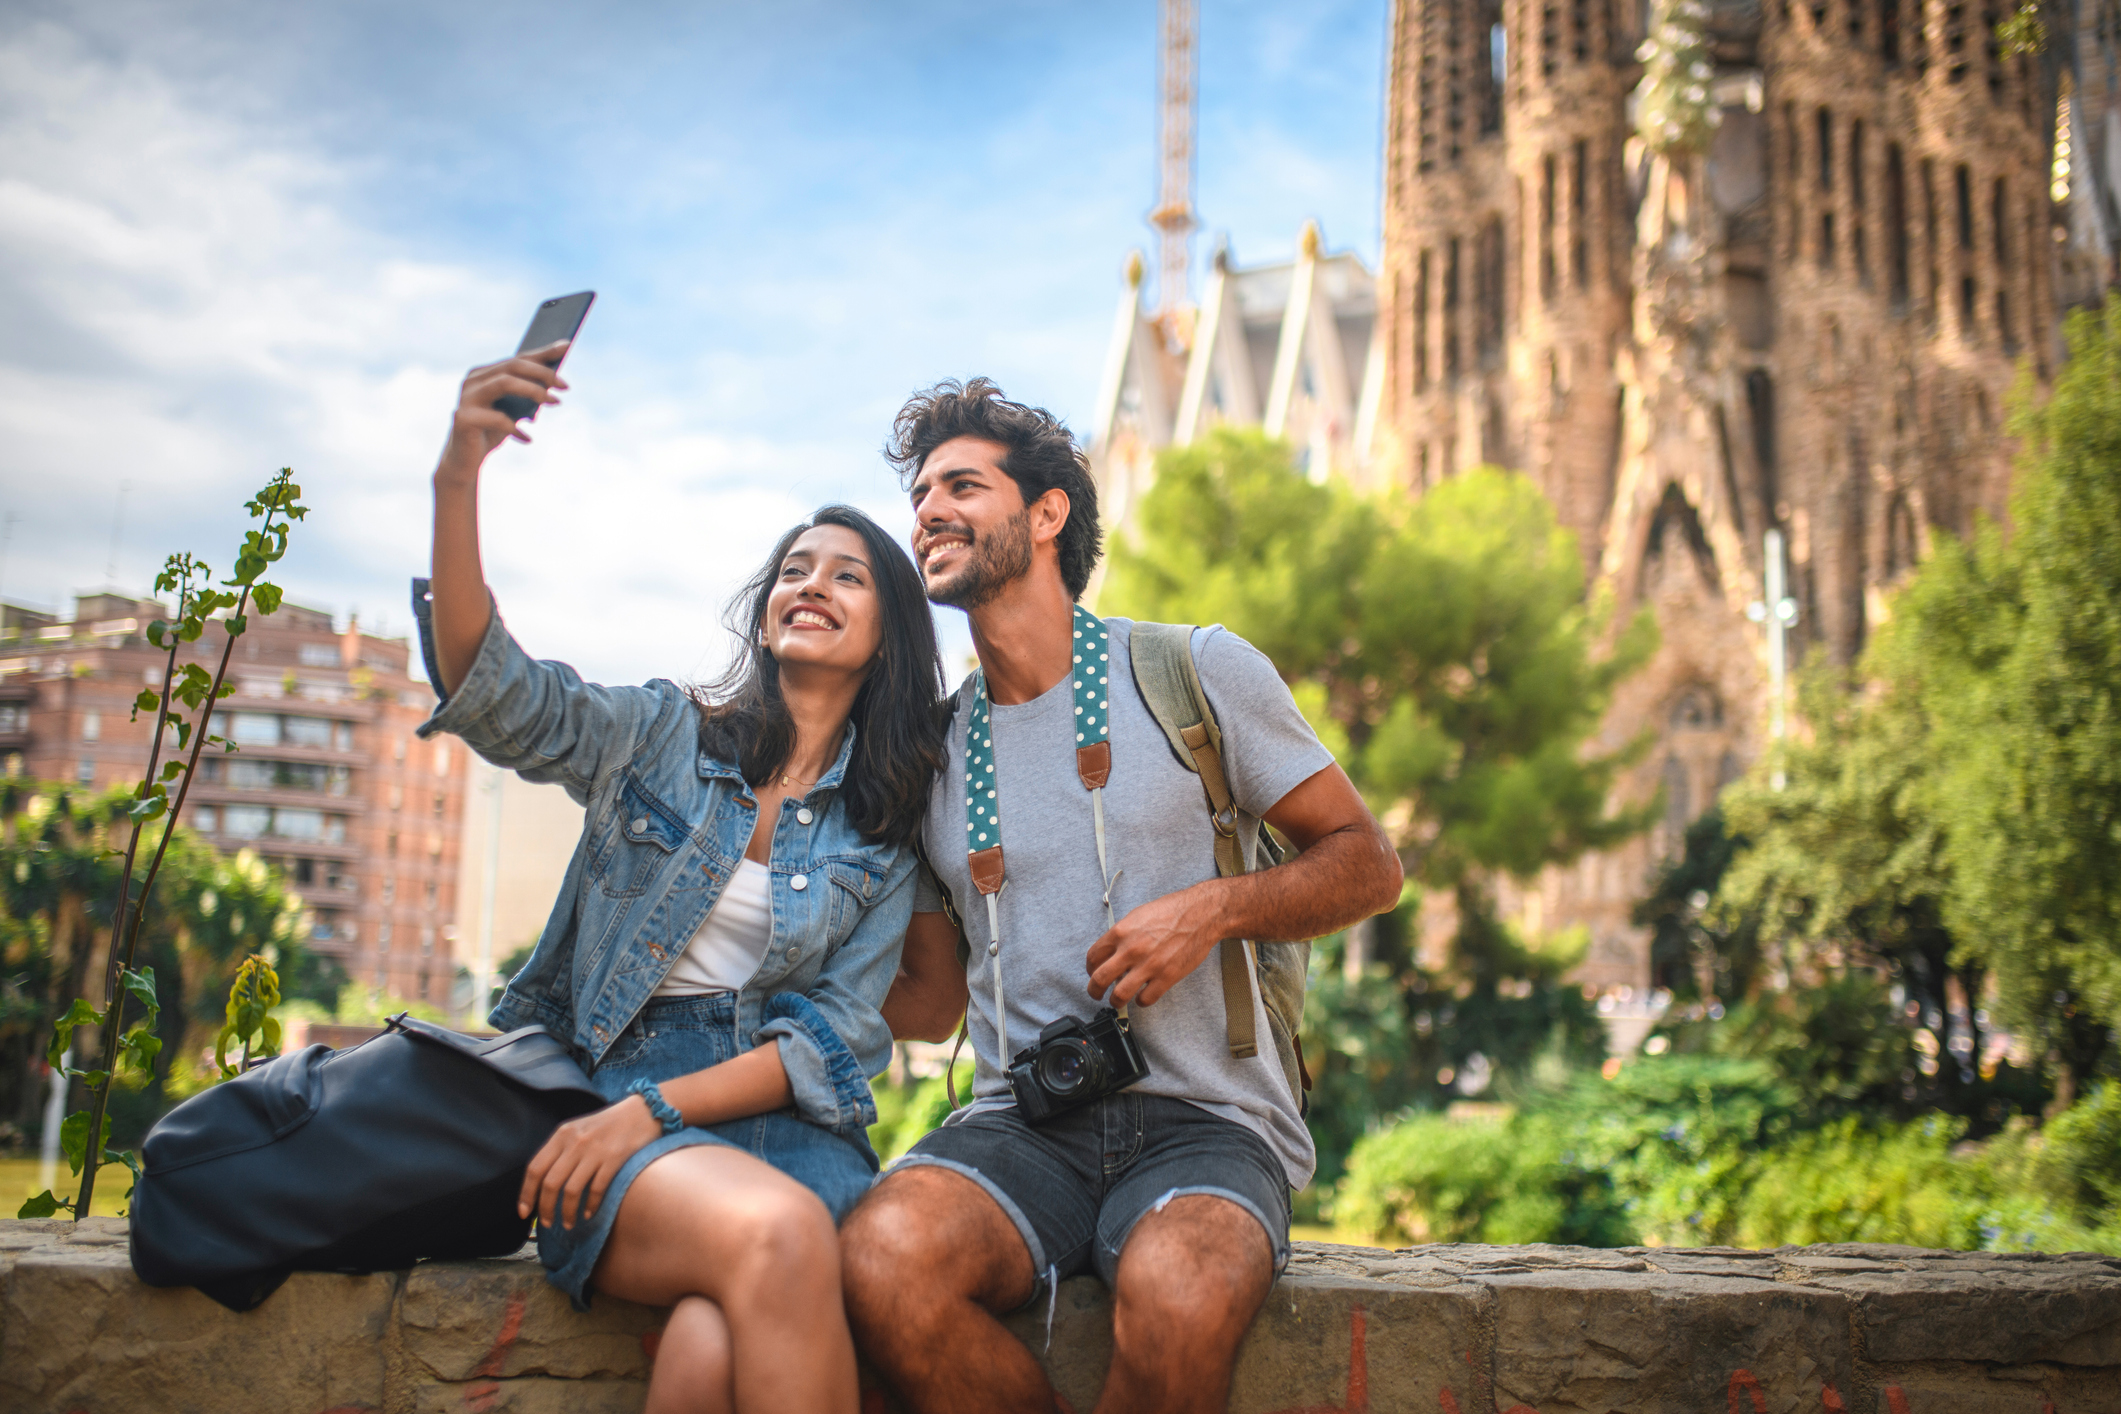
[129,1014,604,1311]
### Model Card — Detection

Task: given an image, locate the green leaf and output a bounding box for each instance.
[145,620,167,648]
[126,795,169,822]
[121,1031,162,1072]
[16,1190,66,1220]
[48,997,102,1070]
[226,614,247,637]
[134,688,161,715]
[251,582,283,616]
[159,759,186,782]
[121,966,159,1011]
[177,618,203,642]
[261,1015,282,1053]
[74,1070,109,1089]
[60,1110,94,1176]
[103,1147,142,1182]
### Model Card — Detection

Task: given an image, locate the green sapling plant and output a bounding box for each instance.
[20,469,309,1220]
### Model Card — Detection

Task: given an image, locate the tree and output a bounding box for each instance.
[1102,431,1648,1188]
[1102,427,1657,961]
[1873,296,2121,1103]
[0,781,309,1146]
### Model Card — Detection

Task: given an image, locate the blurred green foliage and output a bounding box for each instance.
[869,1058,972,1164]
[1,780,310,1146]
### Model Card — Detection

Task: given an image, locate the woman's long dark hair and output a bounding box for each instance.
[688,505,945,846]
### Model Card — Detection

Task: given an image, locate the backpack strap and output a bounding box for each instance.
[1127,622,1262,1061]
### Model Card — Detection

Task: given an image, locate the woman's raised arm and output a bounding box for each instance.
[429,342,569,695]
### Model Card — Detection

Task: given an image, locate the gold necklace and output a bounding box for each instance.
[778,770,819,787]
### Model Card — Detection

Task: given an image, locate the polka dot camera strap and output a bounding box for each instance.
[965,603,1118,1062]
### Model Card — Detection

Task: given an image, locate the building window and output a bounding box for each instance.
[433,742,450,776]
[81,710,100,742]
[299,644,338,668]
[224,805,271,838]
[379,922,393,951]
[76,759,94,786]
[335,721,354,751]
[421,927,435,955]
[193,804,218,833]
[229,711,281,744]
[283,715,334,748]
[325,815,348,845]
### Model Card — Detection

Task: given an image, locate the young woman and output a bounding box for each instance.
[421,342,945,1414]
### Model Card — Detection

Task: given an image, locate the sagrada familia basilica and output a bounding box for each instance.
[1092,0,2121,993]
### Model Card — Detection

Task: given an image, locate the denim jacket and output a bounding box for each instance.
[410,581,915,1138]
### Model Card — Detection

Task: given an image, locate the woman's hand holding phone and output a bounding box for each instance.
[438,343,570,476]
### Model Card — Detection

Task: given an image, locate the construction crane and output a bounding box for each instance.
[1148,0,1199,334]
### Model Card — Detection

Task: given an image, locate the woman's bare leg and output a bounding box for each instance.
[592,1144,856,1414]
[645,1296,734,1414]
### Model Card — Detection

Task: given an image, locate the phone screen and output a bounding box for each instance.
[496,291,595,421]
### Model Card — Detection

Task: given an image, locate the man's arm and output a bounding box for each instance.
[883,910,971,1043]
[1083,761,1401,1008]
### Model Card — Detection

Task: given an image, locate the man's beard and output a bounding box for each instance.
[924,509,1034,610]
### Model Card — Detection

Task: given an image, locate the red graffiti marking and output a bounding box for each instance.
[1884,1387,1912,1414]
[1440,1391,1461,1414]
[641,1326,662,1363]
[461,1290,528,1412]
[1821,1381,1845,1411]
[1262,1304,1369,1414]
[1054,1397,1082,1414]
[1730,1368,1768,1414]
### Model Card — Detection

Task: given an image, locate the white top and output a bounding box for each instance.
[655,857,775,995]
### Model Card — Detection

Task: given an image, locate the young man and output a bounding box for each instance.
[845,379,1403,1414]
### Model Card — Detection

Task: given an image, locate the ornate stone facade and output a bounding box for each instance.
[1376,0,2121,990]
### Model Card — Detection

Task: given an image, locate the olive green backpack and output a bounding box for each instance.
[923,622,1313,1115]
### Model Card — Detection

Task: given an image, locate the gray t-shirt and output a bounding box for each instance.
[912,618,1335,1187]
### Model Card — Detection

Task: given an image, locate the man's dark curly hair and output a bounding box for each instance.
[884,378,1103,601]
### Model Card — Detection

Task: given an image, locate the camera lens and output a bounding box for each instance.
[1035,1038,1098,1096]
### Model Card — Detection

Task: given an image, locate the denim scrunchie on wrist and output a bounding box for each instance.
[627,1078,685,1134]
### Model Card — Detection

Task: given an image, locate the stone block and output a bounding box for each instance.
[398,1252,659,1384]
[1486,1265,1857,1414]
[1231,1268,1486,1414]
[1806,1259,2121,1366]
[1866,1362,2121,1414]
[0,1218,398,1414]
[407,1377,648,1413]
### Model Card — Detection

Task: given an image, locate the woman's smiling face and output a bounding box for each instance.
[761,523,885,679]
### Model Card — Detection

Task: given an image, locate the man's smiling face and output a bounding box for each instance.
[908,435,1034,609]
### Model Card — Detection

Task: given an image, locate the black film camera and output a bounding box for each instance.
[1006,1006,1151,1125]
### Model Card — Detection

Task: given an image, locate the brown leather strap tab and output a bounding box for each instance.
[1076,740,1111,790]
[1221,938,1258,1058]
[968,845,1005,895]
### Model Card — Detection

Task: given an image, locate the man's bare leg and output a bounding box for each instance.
[1095,1195,1274,1414]
[841,1165,1048,1414]
[593,1145,856,1414]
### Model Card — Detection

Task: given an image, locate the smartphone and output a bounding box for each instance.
[494,291,595,422]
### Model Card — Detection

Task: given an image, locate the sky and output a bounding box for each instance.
[0,0,1389,686]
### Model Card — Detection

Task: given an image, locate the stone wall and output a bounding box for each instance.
[4,1219,2118,1412]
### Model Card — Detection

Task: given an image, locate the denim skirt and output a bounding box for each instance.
[535,992,880,1310]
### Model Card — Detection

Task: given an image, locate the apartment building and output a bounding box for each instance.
[0,591,468,1010]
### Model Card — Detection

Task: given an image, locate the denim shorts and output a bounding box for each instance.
[536,992,879,1310]
[895,1091,1290,1303]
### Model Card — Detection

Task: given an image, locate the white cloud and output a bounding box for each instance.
[0,20,867,686]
